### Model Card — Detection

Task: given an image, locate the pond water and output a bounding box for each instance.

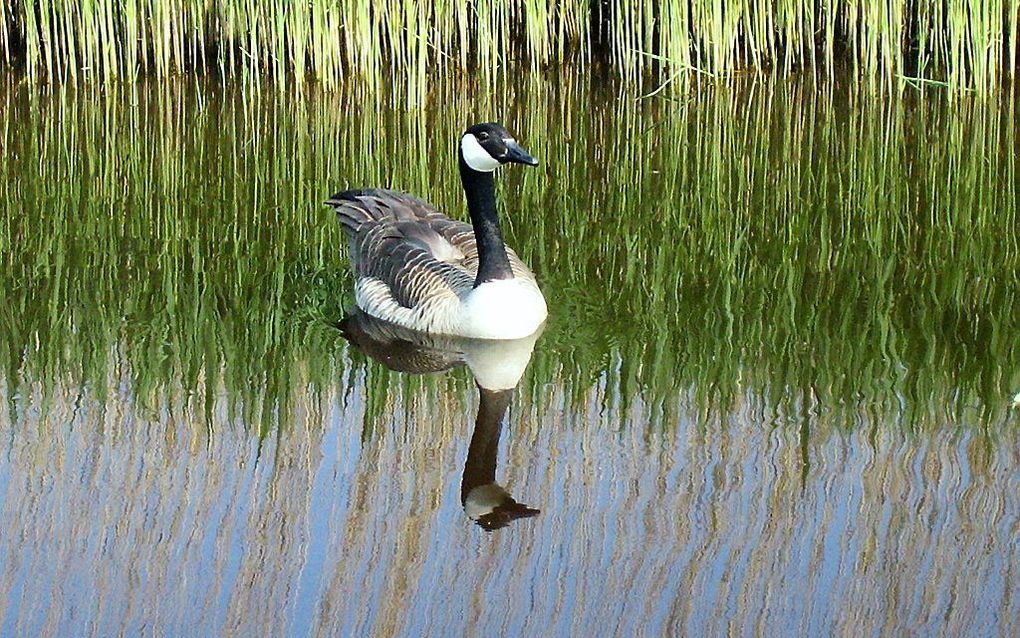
[1,74,1019,637]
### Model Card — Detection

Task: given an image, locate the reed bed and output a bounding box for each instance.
[0,1,1017,91]
[1,73,1017,435]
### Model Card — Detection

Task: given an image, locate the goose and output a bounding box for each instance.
[326,123,547,340]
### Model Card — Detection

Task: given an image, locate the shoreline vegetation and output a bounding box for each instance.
[0,1,1018,92]
[2,77,1017,432]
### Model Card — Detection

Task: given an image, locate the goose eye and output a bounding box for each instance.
[477,132,489,141]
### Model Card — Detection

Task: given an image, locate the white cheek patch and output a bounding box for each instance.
[464,484,511,519]
[461,134,501,172]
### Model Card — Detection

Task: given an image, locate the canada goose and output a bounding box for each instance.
[340,309,542,530]
[326,123,547,340]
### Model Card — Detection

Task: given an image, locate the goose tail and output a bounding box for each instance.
[325,189,371,208]
[326,189,379,235]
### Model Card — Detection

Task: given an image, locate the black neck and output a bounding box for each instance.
[459,156,514,286]
[460,387,514,503]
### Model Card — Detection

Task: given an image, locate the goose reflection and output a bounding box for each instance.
[340,309,541,531]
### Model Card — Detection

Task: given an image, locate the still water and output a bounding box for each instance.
[1,74,1019,637]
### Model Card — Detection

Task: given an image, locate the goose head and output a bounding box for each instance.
[460,123,539,173]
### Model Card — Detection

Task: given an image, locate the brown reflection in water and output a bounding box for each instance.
[1,366,1019,636]
[340,309,541,531]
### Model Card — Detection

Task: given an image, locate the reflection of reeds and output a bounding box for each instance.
[3,354,1019,636]
[0,74,1017,434]
[0,1,1018,90]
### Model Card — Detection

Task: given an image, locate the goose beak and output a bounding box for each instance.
[502,140,539,166]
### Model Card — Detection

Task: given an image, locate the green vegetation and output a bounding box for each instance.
[0,1,1017,91]
[1,74,1016,434]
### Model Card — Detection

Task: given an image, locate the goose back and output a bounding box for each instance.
[327,189,540,336]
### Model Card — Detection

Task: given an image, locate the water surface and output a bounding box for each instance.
[1,75,1018,637]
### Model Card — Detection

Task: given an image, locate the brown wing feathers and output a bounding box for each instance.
[326,189,475,309]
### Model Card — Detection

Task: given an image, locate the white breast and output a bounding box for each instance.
[354,274,546,340]
[459,279,548,340]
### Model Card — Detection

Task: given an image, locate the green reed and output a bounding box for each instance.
[0,72,1017,435]
[0,1,1017,91]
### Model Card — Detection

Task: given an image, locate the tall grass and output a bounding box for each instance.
[1,73,1017,434]
[0,1,1017,90]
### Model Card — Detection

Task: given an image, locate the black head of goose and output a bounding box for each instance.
[327,123,547,340]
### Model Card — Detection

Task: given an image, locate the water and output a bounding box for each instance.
[1,74,1019,637]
